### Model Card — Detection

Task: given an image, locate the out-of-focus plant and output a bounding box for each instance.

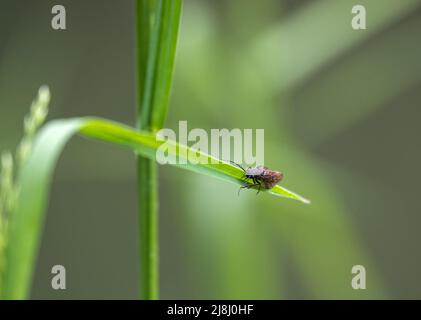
[168,0,412,298]
[0,86,50,294]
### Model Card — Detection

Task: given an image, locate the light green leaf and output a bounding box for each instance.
[1,116,309,299]
[137,0,182,131]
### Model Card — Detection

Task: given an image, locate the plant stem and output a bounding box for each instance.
[136,0,157,301]
[136,0,158,300]
[136,0,182,299]
[137,158,158,299]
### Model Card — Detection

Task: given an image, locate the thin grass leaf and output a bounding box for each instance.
[80,118,310,203]
[1,116,309,299]
[137,0,182,131]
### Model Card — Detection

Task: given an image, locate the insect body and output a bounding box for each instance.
[231,162,284,194]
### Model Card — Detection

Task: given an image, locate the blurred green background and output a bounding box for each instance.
[1,0,421,299]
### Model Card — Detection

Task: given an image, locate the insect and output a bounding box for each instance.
[230,161,284,195]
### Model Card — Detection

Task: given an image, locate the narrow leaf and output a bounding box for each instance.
[2,117,308,299]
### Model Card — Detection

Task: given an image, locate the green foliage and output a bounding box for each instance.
[0,86,50,298]
[1,0,308,300]
[0,114,308,299]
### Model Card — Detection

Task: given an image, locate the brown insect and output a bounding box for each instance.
[231,161,284,194]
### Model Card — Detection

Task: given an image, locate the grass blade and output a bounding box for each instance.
[137,0,182,131]
[1,116,309,299]
[2,119,84,299]
[80,118,310,203]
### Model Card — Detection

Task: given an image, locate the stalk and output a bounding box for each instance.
[136,0,182,300]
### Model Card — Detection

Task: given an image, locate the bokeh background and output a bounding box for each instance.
[1,0,421,299]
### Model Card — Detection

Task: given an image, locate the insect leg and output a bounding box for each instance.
[256,183,262,195]
[238,185,245,196]
[238,181,250,196]
[237,182,261,195]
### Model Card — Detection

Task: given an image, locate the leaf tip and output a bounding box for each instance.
[301,197,311,205]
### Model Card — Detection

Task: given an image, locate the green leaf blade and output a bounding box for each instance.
[81,118,310,203]
[2,117,308,299]
[2,119,84,299]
